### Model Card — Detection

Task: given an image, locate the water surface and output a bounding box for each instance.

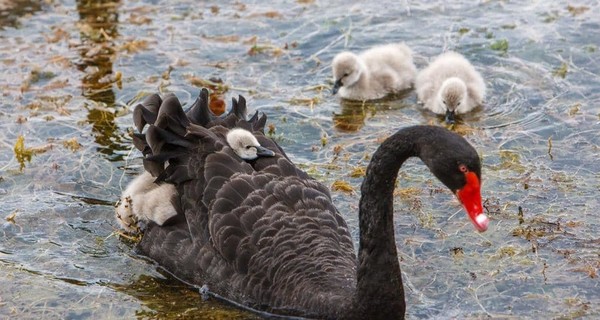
[1,0,599,318]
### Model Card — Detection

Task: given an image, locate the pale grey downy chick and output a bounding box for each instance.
[115,128,274,233]
[115,171,178,233]
[415,51,486,123]
[332,43,417,100]
[226,128,275,160]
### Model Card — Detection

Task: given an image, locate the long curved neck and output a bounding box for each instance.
[356,129,419,319]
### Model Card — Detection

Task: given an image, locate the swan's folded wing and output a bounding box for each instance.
[205,154,354,277]
[254,134,292,163]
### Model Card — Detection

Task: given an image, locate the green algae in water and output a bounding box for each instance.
[331,180,354,193]
[13,136,33,171]
[2,0,600,318]
[349,166,366,178]
[583,44,596,52]
[494,150,527,173]
[566,5,589,16]
[494,245,519,258]
[13,135,53,172]
[542,11,560,23]
[490,39,509,53]
[553,62,568,78]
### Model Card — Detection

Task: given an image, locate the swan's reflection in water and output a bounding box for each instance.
[110,271,259,319]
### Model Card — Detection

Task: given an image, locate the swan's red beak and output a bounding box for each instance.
[456,172,488,232]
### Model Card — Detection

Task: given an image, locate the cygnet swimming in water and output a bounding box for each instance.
[332,43,417,100]
[115,128,274,232]
[415,51,486,123]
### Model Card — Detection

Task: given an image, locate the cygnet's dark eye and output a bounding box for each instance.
[246,146,252,150]
[343,72,349,77]
[443,100,447,105]
[457,102,461,106]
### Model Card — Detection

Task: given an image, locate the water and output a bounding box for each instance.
[1,0,599,318]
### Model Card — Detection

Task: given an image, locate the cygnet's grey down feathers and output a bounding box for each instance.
[332,43,417,100]
[415,51,486,122]
[115,171,179,233]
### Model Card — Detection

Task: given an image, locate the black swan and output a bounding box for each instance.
[122,89,488,319]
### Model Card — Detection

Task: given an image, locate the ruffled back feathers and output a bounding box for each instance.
[130,89,356,318]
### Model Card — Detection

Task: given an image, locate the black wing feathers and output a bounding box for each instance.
[131,88,356,316]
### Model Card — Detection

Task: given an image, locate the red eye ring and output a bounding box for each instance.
[459,164,469,173]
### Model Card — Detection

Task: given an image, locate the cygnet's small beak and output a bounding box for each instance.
[445,109,456,124]
[332,79,343,95]
[256,146,275,157]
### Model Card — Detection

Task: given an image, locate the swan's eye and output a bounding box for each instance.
[343,72,349,77]
[457,102,461,106]
[443,100,447,105]
[459,164,468,173]
[245,146,252,150]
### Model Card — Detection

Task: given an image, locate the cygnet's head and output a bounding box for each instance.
[226,128,275,160]
[332,52,365,95]
[439,77,467,124]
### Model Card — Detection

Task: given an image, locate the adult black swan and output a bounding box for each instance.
[122,89,488,319]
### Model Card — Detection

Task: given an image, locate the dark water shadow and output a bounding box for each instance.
[75,0,129,161]
[109,269,262,320]
[0,0,42,29]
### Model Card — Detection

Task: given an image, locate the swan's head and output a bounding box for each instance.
[422,128,488,232]
[332,52,364,95]
[438,77,467,124]
[226,128,275,160]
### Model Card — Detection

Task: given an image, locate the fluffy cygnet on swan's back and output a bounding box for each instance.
[415,51,486,123]
[332,43,417,100]
[226,128,275,160]
[115,128,274,233]
[115,171,178,233]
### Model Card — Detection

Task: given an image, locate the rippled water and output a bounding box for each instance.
[1,0,599,318]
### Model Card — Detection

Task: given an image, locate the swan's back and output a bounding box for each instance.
[133,90,357,318]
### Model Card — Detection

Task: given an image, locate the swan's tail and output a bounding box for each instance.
[130,89,272,177]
